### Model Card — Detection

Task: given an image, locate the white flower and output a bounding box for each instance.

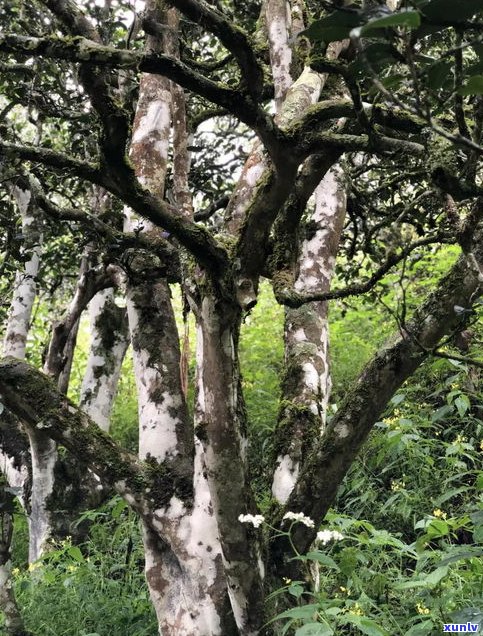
[283,512,315,528]
[238,514,265,528]
[316,530,344,545]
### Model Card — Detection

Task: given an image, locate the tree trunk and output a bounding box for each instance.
[79,289,129,432]
[272,166,346,504]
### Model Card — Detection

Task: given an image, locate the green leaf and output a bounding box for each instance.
[288,583,305,598]
[476,473,483,490]
[404,620,434,636]
[270,605,321,622]
[361,10,421,34]
[426,60,453,90]
[41,570,56,584]
[431,404,453,422]
[304,552,340,570]
[111,497,128,519]
[424,565,448,586]
[303,11,361,43]
[394,579,429,589]
[343,615,388,636]
[421,0,483,21]
[67,546,84,563]
[473,526,483,543]
[437,547,483,566]
[433,485,470,505]
[426,519,449,538]
[458,75,483,96]
[454,394,471,416]
[295,624,333,636]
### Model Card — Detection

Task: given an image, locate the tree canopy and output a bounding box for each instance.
[0,0,482,634]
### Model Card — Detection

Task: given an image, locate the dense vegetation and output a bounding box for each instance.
[1,0,483,633]
[6,269,482,636]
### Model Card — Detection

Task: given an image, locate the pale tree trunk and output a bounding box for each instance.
[259,1,350,505]
[0,184,39,635]
[272,167,346,503]
[26,253,111,560]
[1,182,40,497]
[194,296,265,634]
[123,4,236,632]
[79,289,129,432]
[3,187,42,360]
[0,477,32,636]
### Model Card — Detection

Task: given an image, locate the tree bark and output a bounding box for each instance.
[272,166,347,504]
[271,222,483,572]
[79,289,129,432]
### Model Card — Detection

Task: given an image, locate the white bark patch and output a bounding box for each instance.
[149,444,224,634]
[266,1,293,110]
[244,160,266,188]
[225,576,248,634]
[302,361,320,393]
[272,454,299,504]
[224,143,267,235]
[0,452,28,506]
[279,66,323,127]
[334,423,350,438]
[174,441,222,589]
[126,296,180,462]
[132,99,170,151]
[28,438,57,562]
[3,190,41,359]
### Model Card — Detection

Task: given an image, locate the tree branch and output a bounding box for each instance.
[0,34,276,145]
[0,358,192,532]
[273,235,453,307]
[0,140,102,184]
[166,0,265,97]
[432,349,483,370]
[271,222,483,565]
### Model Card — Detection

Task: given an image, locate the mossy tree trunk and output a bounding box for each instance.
[1,0,483,634]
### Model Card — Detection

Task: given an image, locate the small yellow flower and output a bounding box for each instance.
[349,603,364,616]
[416,602,430,615]
[432,509,447,520]
[283,577,292,584]
[479,440,483,451]
[28,562,41,572]
[11,567,20,577]
[391,480,406,492]
[339,586,350,595]
[453,434,466,445]
[67,564,77,573]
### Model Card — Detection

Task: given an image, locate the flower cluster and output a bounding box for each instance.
[283,512,315,528]
[390,479,406,492]
[238,514,265,528]
[432,508,447,519]
[316,529,345,545]
[416,602,430,615]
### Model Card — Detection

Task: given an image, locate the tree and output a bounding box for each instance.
[0,0,482,634]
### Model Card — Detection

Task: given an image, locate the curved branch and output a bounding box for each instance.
[0,140,102,184]
[167,0,265,97]
[270,222,483,567]
[0,34,275,143]
[194,194,229,221]
[0,358,179,527]
[274,235,453,307]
